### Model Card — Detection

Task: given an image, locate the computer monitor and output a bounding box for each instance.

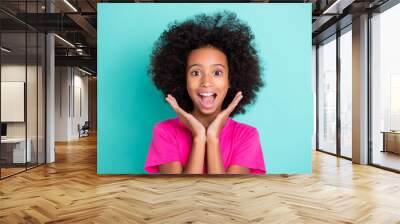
[1,123,7,137]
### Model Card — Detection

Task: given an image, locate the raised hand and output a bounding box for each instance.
[206,91,243,140]
[165,94,206,140]
[163,94,207,174]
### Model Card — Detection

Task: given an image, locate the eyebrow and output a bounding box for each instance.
[187,64,226,69]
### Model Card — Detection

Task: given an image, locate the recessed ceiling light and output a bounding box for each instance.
[63,0,78,12]
[1,47,11,53]
[322,0,354,15]
[54,34,75,48]
[78,67,93,76]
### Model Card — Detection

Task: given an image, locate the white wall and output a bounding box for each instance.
[72,73,89,138]
[55,67,89,141]
[55,66,69,141]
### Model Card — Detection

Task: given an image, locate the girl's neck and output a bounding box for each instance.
[192,108,221,128]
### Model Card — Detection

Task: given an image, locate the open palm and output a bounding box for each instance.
[207,91,243,139]
[165,94,206,139]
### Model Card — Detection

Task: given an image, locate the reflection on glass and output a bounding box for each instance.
[27,31,38,169]
[38,33,46,165]
[318,37,337,154]
[371,3,400,171]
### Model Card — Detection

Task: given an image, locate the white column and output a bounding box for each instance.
[45,0,55,163]
[46,32,55,163]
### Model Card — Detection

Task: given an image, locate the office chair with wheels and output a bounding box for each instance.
[78,121,90,138]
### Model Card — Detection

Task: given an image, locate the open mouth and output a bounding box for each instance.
[197,92,217,109]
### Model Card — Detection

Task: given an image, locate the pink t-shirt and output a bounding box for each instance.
[144,117,266,174]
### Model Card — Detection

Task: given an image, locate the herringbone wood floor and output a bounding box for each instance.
[1,134,400,224]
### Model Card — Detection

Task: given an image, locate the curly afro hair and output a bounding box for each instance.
[149,11,264,117]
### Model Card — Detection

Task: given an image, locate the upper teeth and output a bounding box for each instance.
[199,93,214,96]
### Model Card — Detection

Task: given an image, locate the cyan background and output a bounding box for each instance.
[97,3,312,174]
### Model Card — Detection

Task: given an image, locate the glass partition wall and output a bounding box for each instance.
[370,3,400,172]
[339,27,352,159]
[316,27,352,159]
[0,30,27,177]
[317,35,337,155]
[316,0,400,173]
[0,2,46,179]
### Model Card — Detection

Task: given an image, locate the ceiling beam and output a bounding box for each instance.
[55,55,96,71]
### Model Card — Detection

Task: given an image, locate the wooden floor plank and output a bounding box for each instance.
[1,134,400,223]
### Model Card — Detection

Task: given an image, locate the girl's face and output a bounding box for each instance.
[186,46,229,116]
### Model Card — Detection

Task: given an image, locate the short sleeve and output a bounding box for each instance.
[230,127,266,174]
[144,123,181,173]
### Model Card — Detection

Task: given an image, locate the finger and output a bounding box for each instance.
[225,91,243,114]
[165,94,177,109]
[165,94,189,116]
[165,94,182,112]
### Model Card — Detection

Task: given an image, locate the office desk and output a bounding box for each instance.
[1,138,32,163]
[381,131,400,154]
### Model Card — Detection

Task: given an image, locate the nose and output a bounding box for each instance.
[200,72,213,87]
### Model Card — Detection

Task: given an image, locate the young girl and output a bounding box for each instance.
[144,11,265,174]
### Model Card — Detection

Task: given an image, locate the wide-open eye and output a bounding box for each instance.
[214,70,223,77]
[191,70,201,77]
